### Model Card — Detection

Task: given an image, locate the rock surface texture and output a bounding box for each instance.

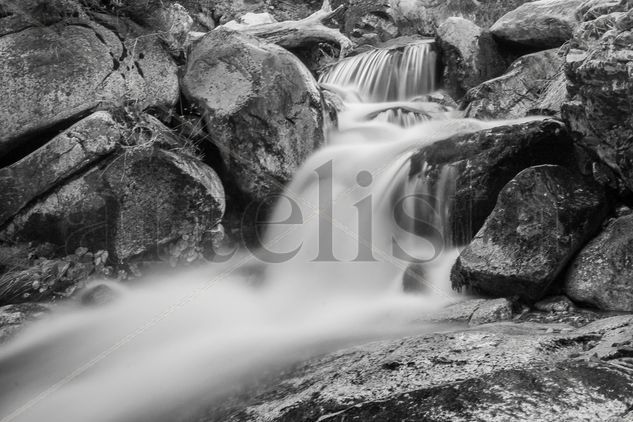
[182,29,324,202]
[0,0,179,159]
[201,315,633,422]
[464,49,564,119]
[436,17,506,100]
[451,165,607,301]
[566,214,633,311]
[563,6,633,194]
[490,0,585,48]
[1,147,225,265]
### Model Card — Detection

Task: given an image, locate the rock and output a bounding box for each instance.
[565,214,633,311]
[0,303,50,343]
[182,29,324,202]
[0,112,121,227]
[469,298,514,325]
[409,119,575,244]
[490,0,585,48]
[0,2,179,159]
[353,0,536,39]
[576,0,631,22]
[562,7,633,195]
[203,315,633,421]
[534,295,576,312]
[79,282,120,306]
[436,17,506,100]
[452,165,608,301]
[464,49,564,119]
[1,148,225,265]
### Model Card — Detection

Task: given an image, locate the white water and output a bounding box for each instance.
[0,42,534,422]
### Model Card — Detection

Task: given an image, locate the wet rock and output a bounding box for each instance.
[1,148,225,266]
[490,0,585,48]
[0,112,121,227]
[464,49,564,119]
[182,29,324,202]
[0,303,50,343]
[469,298,514,325]
[409,119,575,244]
[452,165,608,301]
[534,295,576,312]
[565,214,633,311]
[0,1,179,159]
[79,282,120,306]
[202,315,633,422]
[562,7,633,195]
[436,17,506,100]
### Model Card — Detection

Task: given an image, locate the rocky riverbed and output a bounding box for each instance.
[2,0,633,420]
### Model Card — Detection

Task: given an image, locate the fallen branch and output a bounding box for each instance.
[191,0,354,57]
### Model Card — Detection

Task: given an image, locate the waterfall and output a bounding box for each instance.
[319,40,438,102]
[0,40,524,422]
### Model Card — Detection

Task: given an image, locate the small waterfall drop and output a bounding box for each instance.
[319,40,438,102]
[0,40,529,422]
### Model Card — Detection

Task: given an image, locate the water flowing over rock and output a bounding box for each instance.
[464,49,564,119]
[0,1,179,159]
[562,6,633,194]
[566,214,633,311]
[0,112,121,227]
[436,17,506,100]
[182,29,324,203]
[0,148,225,265]
[452,165,608,301]
[490,0,586,48]
[319,40,438,102]
[409,119,575,244]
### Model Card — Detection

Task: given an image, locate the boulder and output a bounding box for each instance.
[565,214,633,311]
[451,165,608,301]
[436,17,506,100]
[1,148,225,265]
[490,0,585,48]
[355,0,535,38]
[0,303,50,344]
[182,29,324,203]
[409,119,575,244]
[464,49,564,119]
[562,7,633,195]
[0,1,179,159]
[0,112,121,227]
[203,315,633,421]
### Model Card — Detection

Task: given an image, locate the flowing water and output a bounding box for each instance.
[0,42,522,421]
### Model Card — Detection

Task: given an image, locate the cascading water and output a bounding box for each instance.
[0,42,533,422]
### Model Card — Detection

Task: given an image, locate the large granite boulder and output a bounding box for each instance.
[0,0,179,160]
[436,17,506,100]
[490,0,586,48]
[0,148,225,265]
[451,165,608,301]
[182,29,324,203]
[562,7,633,195]
[565,214,633,311]
[0,112,121,227]
[409,119,575,244]
[464,49,564,119]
